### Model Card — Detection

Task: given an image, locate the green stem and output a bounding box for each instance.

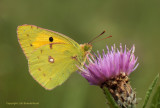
[102,86,119,108]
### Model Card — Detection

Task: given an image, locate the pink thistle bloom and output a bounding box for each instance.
[79,44,139,85]
[79,44,139,107]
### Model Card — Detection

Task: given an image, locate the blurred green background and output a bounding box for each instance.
[0,0,160,108]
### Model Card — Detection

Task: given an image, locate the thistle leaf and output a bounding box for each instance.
[150,85,160,108]
[102,87,119,108]
[142,74,159,108]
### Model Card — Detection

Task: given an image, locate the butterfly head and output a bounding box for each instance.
[80,43,92,54]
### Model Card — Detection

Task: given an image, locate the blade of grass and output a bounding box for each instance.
[150,85,160,108]
[142,74,159,108]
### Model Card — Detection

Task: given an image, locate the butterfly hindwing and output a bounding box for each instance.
[29,44,81,90]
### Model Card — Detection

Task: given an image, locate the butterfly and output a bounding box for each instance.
[17,24,93,90]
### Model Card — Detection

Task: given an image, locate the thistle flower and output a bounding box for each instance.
[79,44,139,108]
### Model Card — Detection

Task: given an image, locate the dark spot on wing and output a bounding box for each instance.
[49,37,54,42]
[43,73,46,77]
[50,44,53,49]
[72,55,77,60]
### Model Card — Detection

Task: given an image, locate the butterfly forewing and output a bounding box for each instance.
[17,24,79,58]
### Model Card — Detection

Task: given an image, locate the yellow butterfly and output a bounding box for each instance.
[17,24,93,90]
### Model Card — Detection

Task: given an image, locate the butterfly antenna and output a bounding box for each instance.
[88,30,106,44]
[90,35,112,43]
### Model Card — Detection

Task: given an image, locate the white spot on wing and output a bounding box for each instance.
[48,56,54,63]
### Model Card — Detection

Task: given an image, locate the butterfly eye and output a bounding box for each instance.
[49,37,54,42]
